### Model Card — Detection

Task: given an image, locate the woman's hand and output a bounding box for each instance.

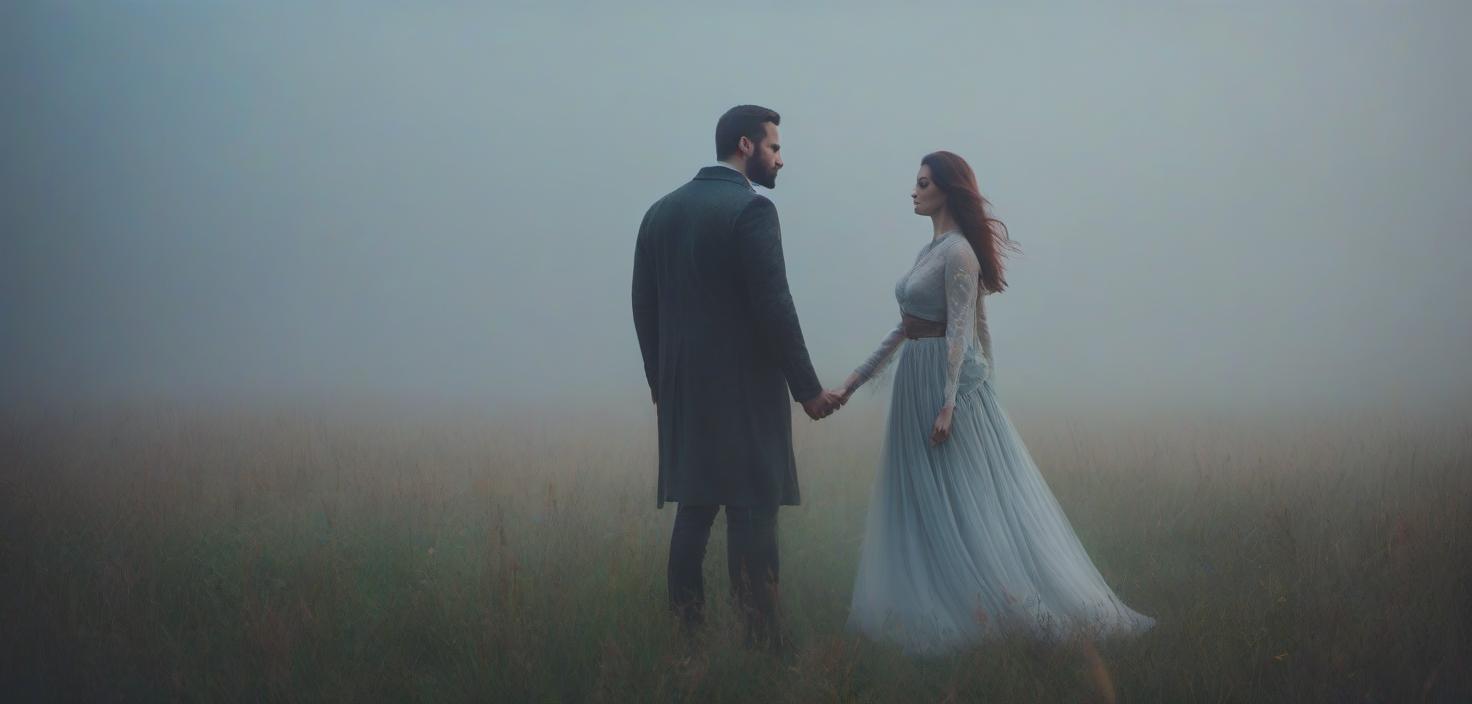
[930,405,955,446]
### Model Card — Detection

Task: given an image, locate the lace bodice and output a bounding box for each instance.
[851,232,993,406]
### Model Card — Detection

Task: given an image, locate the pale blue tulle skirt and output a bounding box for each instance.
[846,338,1156,656]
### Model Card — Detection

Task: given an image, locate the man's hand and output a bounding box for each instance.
[801,390,843,420]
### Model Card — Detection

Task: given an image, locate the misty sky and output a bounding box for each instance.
[4,1,1470,413]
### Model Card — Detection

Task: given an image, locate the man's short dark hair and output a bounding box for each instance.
[715,105,780,161]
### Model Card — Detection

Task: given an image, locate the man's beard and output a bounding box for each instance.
[746,159,777,189]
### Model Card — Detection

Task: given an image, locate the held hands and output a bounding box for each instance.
[801,389,846,421]
[804,373,863,421]
[930,405,955,446]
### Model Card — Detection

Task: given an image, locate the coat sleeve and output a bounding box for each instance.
[631,205,660,402]
[733,196,823,403]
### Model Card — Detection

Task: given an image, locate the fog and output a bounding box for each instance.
[4,1,1470,415]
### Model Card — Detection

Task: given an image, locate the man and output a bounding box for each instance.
[631,104,842,652]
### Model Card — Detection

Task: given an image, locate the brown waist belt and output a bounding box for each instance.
[902,314,946,339]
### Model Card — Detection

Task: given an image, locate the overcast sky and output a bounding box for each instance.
[3,1,1469,414]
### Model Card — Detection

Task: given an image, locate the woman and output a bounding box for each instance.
[837,151,1155,655]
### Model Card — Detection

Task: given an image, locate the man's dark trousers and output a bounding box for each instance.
[667,503,781,649]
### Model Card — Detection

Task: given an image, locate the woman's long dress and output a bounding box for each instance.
[845,231,1155,656]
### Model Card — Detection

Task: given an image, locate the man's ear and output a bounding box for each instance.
[738,135,753,157]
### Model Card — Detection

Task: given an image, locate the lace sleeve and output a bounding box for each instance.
[976,292,993,377]
[942,242,980,407]
[850,322,905,391]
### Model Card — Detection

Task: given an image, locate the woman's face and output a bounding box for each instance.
[912,165,946,217]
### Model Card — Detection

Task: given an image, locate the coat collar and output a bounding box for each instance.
[693,165,753,189]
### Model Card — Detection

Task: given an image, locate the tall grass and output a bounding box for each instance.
[2,399,1468,702]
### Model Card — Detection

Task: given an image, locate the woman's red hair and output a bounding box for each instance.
[921,151,1017,293]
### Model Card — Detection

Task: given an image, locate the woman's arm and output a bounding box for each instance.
[842,322,906,400]
[941,246,980,408]
[932,243,979,445]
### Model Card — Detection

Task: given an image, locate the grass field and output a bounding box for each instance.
[2,398,1469,702]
